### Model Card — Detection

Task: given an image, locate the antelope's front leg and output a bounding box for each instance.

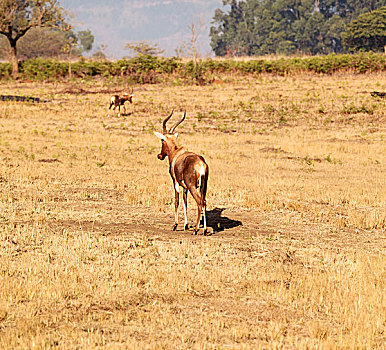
[173,183,180,231]
[108,104,115,117]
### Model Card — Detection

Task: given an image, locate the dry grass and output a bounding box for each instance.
[0,73,385,349]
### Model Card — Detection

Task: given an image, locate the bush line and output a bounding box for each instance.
[0,52,384,82]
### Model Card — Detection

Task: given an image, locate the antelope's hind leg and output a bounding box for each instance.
[108,102,113,117]
[182,188,188,230]
[192,191,203,235]
[173,183,180,231]
[202,205,207,235]
[186,185,204,235]
[189,180,207,235]
[193,206,202,235]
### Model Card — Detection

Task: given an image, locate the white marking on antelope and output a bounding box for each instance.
[195,163,206,177]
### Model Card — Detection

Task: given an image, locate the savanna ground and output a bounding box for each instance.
[0,72,385,349]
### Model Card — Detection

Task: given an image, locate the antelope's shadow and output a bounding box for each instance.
[205,207,242,234]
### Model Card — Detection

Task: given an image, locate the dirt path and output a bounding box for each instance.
[39,187,385,256]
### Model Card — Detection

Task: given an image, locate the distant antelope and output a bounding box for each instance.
[154,111,209,235]
[108,89,134,117]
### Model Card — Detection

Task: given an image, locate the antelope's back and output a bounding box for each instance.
[178,153,208,183]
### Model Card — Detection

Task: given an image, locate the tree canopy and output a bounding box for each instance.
[0,27,95,60]
[0,27,67,59]
[125,41,165,56]
[210,0,386,56]
[77,29,94,55]
[342,6,386,52]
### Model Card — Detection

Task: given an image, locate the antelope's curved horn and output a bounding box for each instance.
[162,110,174,133]
[169,111,186,133]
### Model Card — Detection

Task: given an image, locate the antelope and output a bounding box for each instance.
[154,111,209,235]
[108,89,134,117]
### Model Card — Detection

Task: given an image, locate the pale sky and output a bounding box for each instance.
[59,0,228,58]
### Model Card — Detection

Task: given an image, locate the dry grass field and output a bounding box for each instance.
[0,72,385,349]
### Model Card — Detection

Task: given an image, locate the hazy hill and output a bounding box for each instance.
[60,0,226,58]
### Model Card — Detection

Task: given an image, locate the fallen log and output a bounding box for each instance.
[370,91,386,98]
[0,95,48,103]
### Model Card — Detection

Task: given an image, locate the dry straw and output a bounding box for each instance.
[0,72,385,348]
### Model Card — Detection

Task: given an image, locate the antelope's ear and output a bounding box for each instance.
[174,133,178,139]
[154,131,165,140]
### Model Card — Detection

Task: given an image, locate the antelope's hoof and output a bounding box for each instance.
[203,229,208,236]
[172,224,178,231]
[193,229,198,235]
[184,224,189,231]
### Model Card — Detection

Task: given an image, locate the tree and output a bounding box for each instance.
[61,29,78,77]
[342,6,386,52]
[0,0,69,78]
[176,18,205,59]
[125,41,164,56]
[77,29,94,55]
[92,44,107,60]
[343,0,386,21]
[180,19,207,84]
[210,0,250,56]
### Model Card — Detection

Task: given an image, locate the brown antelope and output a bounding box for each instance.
[108,89,134,117]
[154,111,209,235]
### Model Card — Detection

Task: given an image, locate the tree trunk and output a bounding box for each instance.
[68,61,72,78]
[9,39,19,79]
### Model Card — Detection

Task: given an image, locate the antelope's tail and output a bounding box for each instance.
[198,167,208,208]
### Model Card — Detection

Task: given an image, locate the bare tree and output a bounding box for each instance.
[177,18,205,61]
[188,19,202,65]
[61,33,77,78]
[0,0,69,78]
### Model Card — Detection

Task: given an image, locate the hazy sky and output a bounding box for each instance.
[59,0,228,59]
